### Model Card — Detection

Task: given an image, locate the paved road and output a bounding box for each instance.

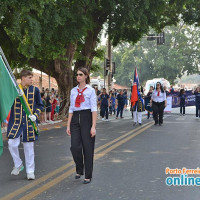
[0,111,200,200]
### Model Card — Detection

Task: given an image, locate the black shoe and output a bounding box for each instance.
[154,123,158,125]
[139,123,142,125]
[83,179,91,184]
[75,174,81,179]
[159,123,162,126]
[133,122,136,126]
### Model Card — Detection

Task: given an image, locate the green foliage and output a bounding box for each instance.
[0,0,94,67]
[91,46,106,77]
[182,0,200,25]
[112,23,200,86]
[0,0,200,74]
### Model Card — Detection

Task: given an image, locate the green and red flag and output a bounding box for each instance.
[0,47,40,156]
[0,49,19,156]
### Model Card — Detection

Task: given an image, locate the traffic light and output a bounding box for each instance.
[105,58,110,75]
[157,32,165,45]
[112,62,116,74]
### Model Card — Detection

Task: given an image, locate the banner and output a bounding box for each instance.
[164,96,172,112]
[167,91,195,108]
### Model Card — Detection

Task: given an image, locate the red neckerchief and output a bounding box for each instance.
[75,87,87,107]
[157,90,160,96]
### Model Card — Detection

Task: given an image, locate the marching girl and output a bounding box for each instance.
[150,82,167,125]
[66,68,97,184]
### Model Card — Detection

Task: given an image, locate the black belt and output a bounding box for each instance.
[153,101,164,104]
[73,109,91,113]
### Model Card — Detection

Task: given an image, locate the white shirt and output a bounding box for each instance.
[152,90,166,102]
[69,84,97,113]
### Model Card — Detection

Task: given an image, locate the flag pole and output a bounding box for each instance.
[0,47,39,135]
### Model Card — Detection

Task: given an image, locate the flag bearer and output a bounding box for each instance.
[133,87,144,125]
[7,70,43,180]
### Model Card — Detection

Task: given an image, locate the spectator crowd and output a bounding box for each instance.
[40,87,62,124]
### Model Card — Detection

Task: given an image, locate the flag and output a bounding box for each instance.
[0,54,19,156]
[131,67,143,107]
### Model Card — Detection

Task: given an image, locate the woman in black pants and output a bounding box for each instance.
[66,67,97,184]
[150,82,167,126]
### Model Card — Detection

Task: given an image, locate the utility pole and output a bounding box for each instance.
[104,55,106,88]
[48,75,51,90]
[39,71,42,90]
[107,38,112,91]
[104,37,115,91]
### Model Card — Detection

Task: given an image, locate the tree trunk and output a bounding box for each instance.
[74,15,106,84]
[55,63,73,117]
[29,43,77,117]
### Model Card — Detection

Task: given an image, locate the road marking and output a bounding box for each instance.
[176,116,185,120]
[165,121,191,124]
[0,162,74,200]
[0,122,153,200]
[18,123,153,200]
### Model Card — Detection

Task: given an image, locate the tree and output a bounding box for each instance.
[0,0,199,114]
[112,22,200,86]
[0,0,92,114]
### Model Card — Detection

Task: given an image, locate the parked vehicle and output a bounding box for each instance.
[144,78,170,95]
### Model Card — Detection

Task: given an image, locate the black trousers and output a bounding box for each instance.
[180,104,185,115]
[101,104,108,119]
[196,105,200,117]
[70,109,95,179]
[116,104,124,118]
[152,101,165,124]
